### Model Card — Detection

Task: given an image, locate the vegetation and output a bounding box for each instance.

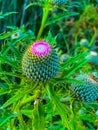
[0,0,98,130]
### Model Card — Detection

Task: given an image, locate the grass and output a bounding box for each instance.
[0,0,98,130]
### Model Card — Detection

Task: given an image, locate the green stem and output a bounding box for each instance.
[10,101,20,130]
[46,84,71,130]
[10,119,16,130]
[37,8,49,39]
[89,28,97,48]
[32,84,45,130]
[20,95,36,108]
[69,101,76,130]
[18,110,27,130]
[10,83,42,130]
[19,89,42,109]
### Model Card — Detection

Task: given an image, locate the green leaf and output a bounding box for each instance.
[65,58,88,78]
[0,12,18,19]
[2,87,35,108]
[0,71,22,78]
[0,91,9,96]
[0,112,17,127]
[79,115,95,122]
[0,30,18,40]
[32,101,46,130]
[26,2,41,9]
[45,31,57,46]
[61,52,88,70]
[22,109,33,119]
[46,84,71,129]
[46,12,79,26]
[0,54,19,69]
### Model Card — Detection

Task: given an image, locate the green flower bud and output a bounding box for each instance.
[70,74,98,102]
[22,41,60,82]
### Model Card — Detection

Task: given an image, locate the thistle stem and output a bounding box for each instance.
[20,0,28,26]
[37,8,49,39]
[17,110,27,130]
[46,84,71,130]
[89,27,97,48]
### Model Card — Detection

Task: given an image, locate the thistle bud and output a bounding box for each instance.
[22,41,60,82]
[70,74,98,102]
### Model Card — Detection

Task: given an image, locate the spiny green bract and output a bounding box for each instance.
[51,0,66,5]
[22,41,60,82]
[40,0,66,5]
[70,74,98,102]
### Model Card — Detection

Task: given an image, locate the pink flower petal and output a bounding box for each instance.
[31,41,51,56]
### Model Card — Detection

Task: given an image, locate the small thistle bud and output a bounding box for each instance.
[95,110,98,116]
[40,0,66,6]
[60,54,70,62]
[22,41,60,82]
[79,38,89,47]
[79,109,86,114]
[11,31,22,39]
[86,51,98,65]
[70,74,98,102]
[50,0,66,5]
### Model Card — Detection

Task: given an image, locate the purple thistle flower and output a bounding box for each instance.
[31,41,51,56]
[22,41,60,82]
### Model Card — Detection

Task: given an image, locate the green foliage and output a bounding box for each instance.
[0,12,17,19]
[0,0,98,130]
